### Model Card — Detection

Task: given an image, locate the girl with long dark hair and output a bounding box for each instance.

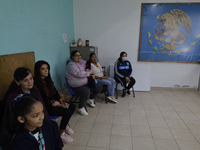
[34,60,76,144]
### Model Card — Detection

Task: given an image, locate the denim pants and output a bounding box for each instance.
[97,77,115,96]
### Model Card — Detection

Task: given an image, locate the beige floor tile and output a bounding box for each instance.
[166,96,180,101]
[145,110,163,119]
[190,130,200,142]
[154,99,171,105]
[129,103,144,110]
[170,128,197,141]
[99,103,115,109]
[143,104,160,111]
[165,119,188,129]
[114,108,130,116]
[129,110,147,118]
[70,132,90,146]
[78,114,97,123]
[131,125,152,138]
[88,133,110,148]
[148,118,168,128]
[129,98,143,104]
[154,139,179,150]
[130,116,149,126]
[161,90,176,96]
[176,140,200,150]
[92,123,112,134]
[74,122,94,133]
[114,103,129,109]
[158,105,175,111]
[142,99,156,105]
[70,112,81,122]
[98,107,114,115]
[153,95,168,101]
[177,112,199,121]
[63,145,85,150]
[173,105,192,112]
[112,115,130,125]
[168,100,184,106]
[86,106,100,114]
[151,127,174,139]
[86,147,109,150]
[110,135,132,150]
[184,120,200,130]
[68,121,77,129]
[95,114,113,124]
[161,111,181,120]
[111,124,131,136]
[64,89,200,150]
[132,137,156,150]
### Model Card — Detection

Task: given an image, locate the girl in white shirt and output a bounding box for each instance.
[89,53,117,103]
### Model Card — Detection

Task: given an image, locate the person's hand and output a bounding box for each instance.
[125,77,131,83]
[63,102,70,108]
[102,76,108,79]
[60,99,63,104]
[58,104,67,108]
[88,70,93,75]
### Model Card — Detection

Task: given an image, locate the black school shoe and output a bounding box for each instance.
[122,89,126,97]
[127,90,130,95]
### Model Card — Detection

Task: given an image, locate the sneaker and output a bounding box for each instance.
[61,132,73,144]
[77,107,88,116]
[87,99,95,108]
[65,124,74,135]
[108,96,117,103]
[127,90,130,95]
[122,89,126,97]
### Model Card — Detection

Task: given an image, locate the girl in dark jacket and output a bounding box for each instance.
[34,60,76,144]
[114,51,136,97]
[4,94,63,150]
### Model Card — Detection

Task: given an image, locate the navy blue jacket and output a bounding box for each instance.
[114,60,132,78]
[10,119,63,150]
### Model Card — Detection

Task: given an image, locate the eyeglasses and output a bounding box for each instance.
[91,57,96,59]
[74,55,81,57]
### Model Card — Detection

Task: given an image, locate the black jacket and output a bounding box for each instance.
[10,119,63,150]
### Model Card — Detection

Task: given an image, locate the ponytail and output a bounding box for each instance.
[2,94,40,145]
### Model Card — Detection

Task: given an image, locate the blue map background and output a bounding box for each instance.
[139,3,200,63]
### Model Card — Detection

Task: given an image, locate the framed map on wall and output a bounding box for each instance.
[138,3,200,63]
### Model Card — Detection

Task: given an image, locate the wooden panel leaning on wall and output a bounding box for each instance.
[0,52,35,100]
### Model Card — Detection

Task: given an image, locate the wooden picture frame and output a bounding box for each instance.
[138,3,200,63]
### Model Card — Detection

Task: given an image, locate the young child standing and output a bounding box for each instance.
[2,94,63,150]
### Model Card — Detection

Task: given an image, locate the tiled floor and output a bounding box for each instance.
[62,89,200,150]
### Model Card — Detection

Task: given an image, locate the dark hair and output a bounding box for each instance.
[3,67,31,103]
[2,95,41,147]
[118,51,127,62]
[34,60,54,100]
[70,50,80,60]
[89,53,96,62]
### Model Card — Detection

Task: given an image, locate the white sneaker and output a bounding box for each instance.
[87,99,95,107]
[108,96,117,103]
[77,107,88,116]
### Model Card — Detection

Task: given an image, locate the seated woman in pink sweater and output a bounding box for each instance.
[65,50,102,116]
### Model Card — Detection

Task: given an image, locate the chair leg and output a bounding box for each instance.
[132,87,135,98]
[104,91,108,104]
[115,84,118,99]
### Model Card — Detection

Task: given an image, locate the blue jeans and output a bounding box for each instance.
[97,77,115,96]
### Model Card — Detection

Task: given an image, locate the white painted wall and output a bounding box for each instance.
[73,0,200,90]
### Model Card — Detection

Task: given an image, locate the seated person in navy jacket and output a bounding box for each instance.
[114,51,136,97]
